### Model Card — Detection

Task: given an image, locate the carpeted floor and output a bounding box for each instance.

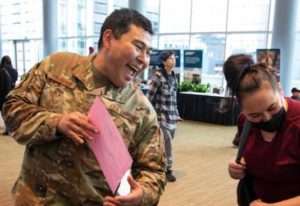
[0,120,238,206]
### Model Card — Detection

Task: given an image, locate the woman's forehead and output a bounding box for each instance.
[241,85,279,113]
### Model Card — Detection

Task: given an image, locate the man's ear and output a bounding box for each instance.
[102,29,114,49]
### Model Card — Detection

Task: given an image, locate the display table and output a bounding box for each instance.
[177,92,239,125]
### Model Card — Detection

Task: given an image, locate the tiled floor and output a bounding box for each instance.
[0,120,238,206]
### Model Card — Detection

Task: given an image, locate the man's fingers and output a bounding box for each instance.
[104,196,121,206]
[57,112,99,144]
[68,131,85,144]
[127,176,138,189]
[70,114,98,134]
[115,178,143,205]
[69,123,93,141]
[103,201,117,206]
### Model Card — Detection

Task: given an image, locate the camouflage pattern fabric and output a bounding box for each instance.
[2,52,166,206]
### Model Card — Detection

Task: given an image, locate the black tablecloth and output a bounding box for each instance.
[177,92,239,125]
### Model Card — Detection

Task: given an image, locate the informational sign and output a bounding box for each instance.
[184,50,203,69]
[149,49,161,66]
[172,49,181,67]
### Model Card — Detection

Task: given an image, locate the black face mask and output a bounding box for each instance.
[252,107,286,132]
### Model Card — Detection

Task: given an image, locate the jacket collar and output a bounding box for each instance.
[72,54,97,91]
[71,54,135,104]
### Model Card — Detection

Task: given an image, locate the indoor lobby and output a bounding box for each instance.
[1,0,300,205]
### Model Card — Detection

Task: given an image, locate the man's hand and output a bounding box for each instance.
[228,158,246,179]
[103,176,144,206]
[57,112,98,144]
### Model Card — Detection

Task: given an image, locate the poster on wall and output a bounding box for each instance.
[256,49,280,80]
[170,49,181,68]
[149,49,162,66]
[183,50,203,83]
[183,50,203,69]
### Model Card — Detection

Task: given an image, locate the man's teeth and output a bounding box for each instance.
[128,65,138,73]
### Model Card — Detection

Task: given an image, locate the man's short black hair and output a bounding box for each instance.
[97,8,153,49]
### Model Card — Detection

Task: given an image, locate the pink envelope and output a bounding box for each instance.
[87,97,133,193]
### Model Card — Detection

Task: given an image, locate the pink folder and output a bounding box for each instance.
[87,97,133,193]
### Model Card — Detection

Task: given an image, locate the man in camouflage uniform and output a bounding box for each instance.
[2,8,166,206]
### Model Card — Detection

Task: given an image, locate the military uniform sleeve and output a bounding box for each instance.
[1,57,62,145]
[147,74,161,104]
[133,110,166,206]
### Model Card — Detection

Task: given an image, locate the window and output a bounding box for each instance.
[190,34,226,74]
[0,0,43,77]
[292,34,300,87]
[151,35,159,49]
[191,0,227,32]
[291,2,300,88]
[145,0,159,33]
[114,0,128,9]
[227,0,271,31]
[225,33,268,57]
[159,35,189,50]
[159,0,191,33]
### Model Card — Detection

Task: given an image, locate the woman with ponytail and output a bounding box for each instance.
[223,54,254,146]
[226,62,300,205]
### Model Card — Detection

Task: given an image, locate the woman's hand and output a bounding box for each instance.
[228,158,246,179]
[103,176,144,206]
[250,199,271,206]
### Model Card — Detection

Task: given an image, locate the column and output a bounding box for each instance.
[43,0,58,57]
[0,4,2,58]
[129,0,147,79]
[271,0,299,94]
[129,0,146,15]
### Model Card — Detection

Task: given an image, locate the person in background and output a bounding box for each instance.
[0,61,13,110]
[2,8,166,206]
[291,87,300,100]
[89,46,95,55]
[223,54,254,146]
[148,51,180,182]
[225,63,300,205]
[0,55,18,87]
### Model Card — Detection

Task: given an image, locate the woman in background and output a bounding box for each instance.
[148,51,181,182]
[223,54,254,146]
[0,55,18,87]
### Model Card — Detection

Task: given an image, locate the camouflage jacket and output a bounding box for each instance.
[2,52,166,206]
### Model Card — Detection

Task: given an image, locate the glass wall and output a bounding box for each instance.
[57,0,110,55]
[0,0,133,72]
[4,0,296,90]
[291,2,300,89]
[156,0,274,92]
[0,0,43,76]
